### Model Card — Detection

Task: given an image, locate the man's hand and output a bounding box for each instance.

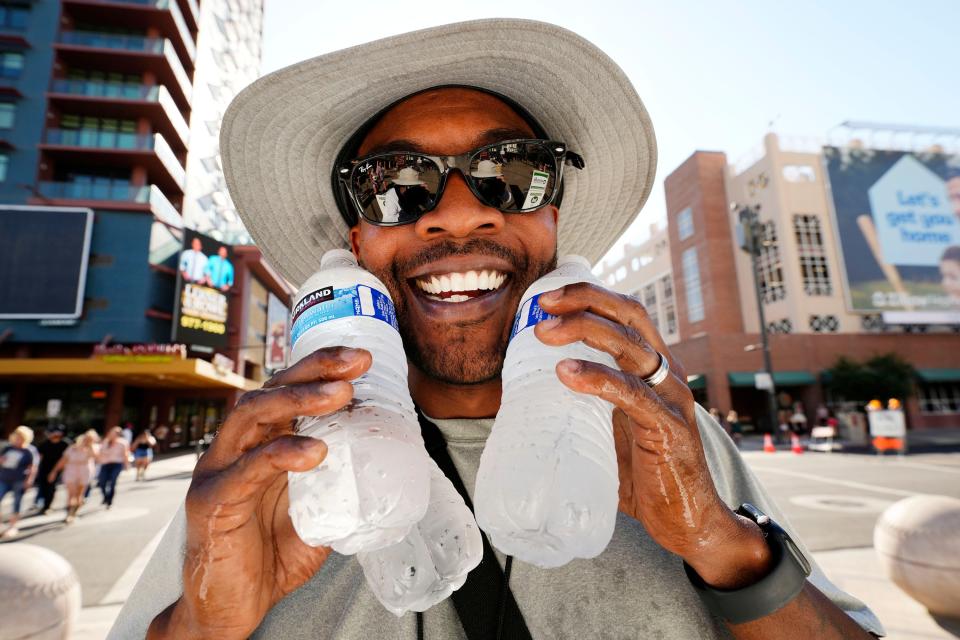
[536,284,771,589]
[148,347,371,639]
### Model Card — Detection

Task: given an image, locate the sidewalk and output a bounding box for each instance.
[71,452,196,640]
[738,426,960,454]
[814,547,960,639]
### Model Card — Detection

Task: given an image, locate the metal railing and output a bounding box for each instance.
[58,30,165,54]
[49,80,190,144]
[44,127,153,151]
[37,181,182,225]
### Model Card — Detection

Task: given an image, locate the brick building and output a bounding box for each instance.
[596,133,960,431]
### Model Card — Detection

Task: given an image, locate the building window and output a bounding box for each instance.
[642,283,658,331]
[0,153,8,182]
[0,102,13,129]
[660,275,677,335]
[809,314,839,333]
[767,318,793,334]
[918,382,960,414]
[630,257,640,271]
[615,265,627,282]
[677,207,694,241]
[757,220,786,303]
[0,5,29,30]
[794,214,832,296]
[0,51,23,79]
[682,248,704,323]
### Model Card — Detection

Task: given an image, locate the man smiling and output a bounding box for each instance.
[114,19,884,640]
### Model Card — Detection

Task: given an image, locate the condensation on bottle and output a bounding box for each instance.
[286,249,430,554]
[474,255,620,568]
[357,456,483,616]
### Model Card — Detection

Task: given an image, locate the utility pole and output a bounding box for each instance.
[735,203,780,438]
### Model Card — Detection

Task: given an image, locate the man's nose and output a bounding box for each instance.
[414,171,504,240]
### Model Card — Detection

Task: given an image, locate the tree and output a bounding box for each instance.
[825,353,915,404]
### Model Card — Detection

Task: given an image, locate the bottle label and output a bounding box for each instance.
[509,293,556,341]
[291,284,399,347]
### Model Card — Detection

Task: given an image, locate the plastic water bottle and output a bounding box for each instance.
[286,249,430,554]
[357,456,483,616]
[474,255,620,568]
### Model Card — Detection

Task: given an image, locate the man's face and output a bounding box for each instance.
[192,238,202,251]
[941,259,960,301]
[948,176,960,218]
[218,246,228,258]
[350,88,559,384]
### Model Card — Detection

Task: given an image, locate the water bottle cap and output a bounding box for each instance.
[320,248,358,270]
[557,254,592,270]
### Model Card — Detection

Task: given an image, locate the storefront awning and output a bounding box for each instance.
[727,371,817,387]
[687,374,706,390]
[0,358,259,390]
[916,368,960,383]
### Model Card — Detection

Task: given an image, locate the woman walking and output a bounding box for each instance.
[97,427,129,509]
[49,430,99,524]
[131,429,157,481]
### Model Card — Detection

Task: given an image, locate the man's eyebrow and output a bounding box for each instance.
[363,128,536,156]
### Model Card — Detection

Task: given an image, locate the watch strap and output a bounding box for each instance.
[683,504,811,625]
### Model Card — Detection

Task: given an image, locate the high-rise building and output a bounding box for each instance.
[596,131,960,431]
[0,0,286,443]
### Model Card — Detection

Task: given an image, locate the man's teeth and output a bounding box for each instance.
[415,270,507,302]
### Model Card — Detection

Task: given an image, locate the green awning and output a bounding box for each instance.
[728,371,817,387]
[687,374,706,390]
[917,368,960,383]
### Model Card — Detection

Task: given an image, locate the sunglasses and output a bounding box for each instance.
[336,139,584,226]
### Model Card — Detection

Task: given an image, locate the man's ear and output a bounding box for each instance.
[349,225,362,260]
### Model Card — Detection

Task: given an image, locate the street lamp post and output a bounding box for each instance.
[735,203,781,438]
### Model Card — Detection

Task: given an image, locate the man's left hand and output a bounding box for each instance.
[536,283,772,589]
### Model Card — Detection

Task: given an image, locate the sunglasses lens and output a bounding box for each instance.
[469,142,558,211]
[351,155,441,224]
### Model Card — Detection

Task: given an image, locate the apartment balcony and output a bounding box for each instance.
[34,182,183,227]
[61,0,196,72]
[40,128,186,194]
[48,79,189,152]
[55,31,192,111]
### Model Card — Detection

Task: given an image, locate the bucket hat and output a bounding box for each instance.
[392,167,425,186]
[221,18,657,286]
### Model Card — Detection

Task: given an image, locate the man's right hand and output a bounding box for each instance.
[148,347,372,639]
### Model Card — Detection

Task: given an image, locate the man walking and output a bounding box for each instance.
[115,19,884,640]
[34,427,71,514]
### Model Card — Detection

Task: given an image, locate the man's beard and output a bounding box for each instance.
[365,238,556,385]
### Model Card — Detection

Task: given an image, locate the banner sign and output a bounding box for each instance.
[265,292,290,371]
[823,146,960,321]
[172,229,234,347]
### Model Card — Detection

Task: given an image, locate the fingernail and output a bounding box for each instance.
[539,317,561,330]
[558,359,581,374]
[540,290,561,304]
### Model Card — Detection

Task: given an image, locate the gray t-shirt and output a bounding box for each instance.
[110,405,885,638]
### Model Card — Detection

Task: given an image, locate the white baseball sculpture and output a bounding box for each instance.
[874,495,960,618]
[0,544,81,640]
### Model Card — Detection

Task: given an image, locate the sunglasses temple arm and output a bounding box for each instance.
[565,151,585,170]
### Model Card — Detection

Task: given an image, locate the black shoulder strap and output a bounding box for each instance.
[416,409,532,640]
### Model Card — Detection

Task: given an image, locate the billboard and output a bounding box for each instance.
[823,146,960,322]
[0,206,93,319]
[265,292,290,371]
[172,229,234,347]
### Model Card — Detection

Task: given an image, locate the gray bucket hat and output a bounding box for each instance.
[220,18,657,287]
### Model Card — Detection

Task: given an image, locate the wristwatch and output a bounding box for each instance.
[683,503,812,624]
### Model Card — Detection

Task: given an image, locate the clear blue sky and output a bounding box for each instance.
[261,0,959,263]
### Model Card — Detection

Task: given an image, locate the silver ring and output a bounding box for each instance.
[643,352,670,387]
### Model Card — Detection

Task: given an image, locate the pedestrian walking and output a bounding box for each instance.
[97,427,129,508]
[50,430,99,524]
[726,410,743,448]
[34,426,71,515]
[0,426,39,539]
[132,429,157,481]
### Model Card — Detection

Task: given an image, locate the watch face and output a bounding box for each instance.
[784,537,812,576]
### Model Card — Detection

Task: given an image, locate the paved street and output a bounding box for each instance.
[2,446,959,639]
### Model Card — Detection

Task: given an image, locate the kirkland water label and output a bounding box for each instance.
[291,284,399,347]
[509,293,556,341]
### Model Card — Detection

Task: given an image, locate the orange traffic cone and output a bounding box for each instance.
[763,434,776,453]
[791,433,804,455]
